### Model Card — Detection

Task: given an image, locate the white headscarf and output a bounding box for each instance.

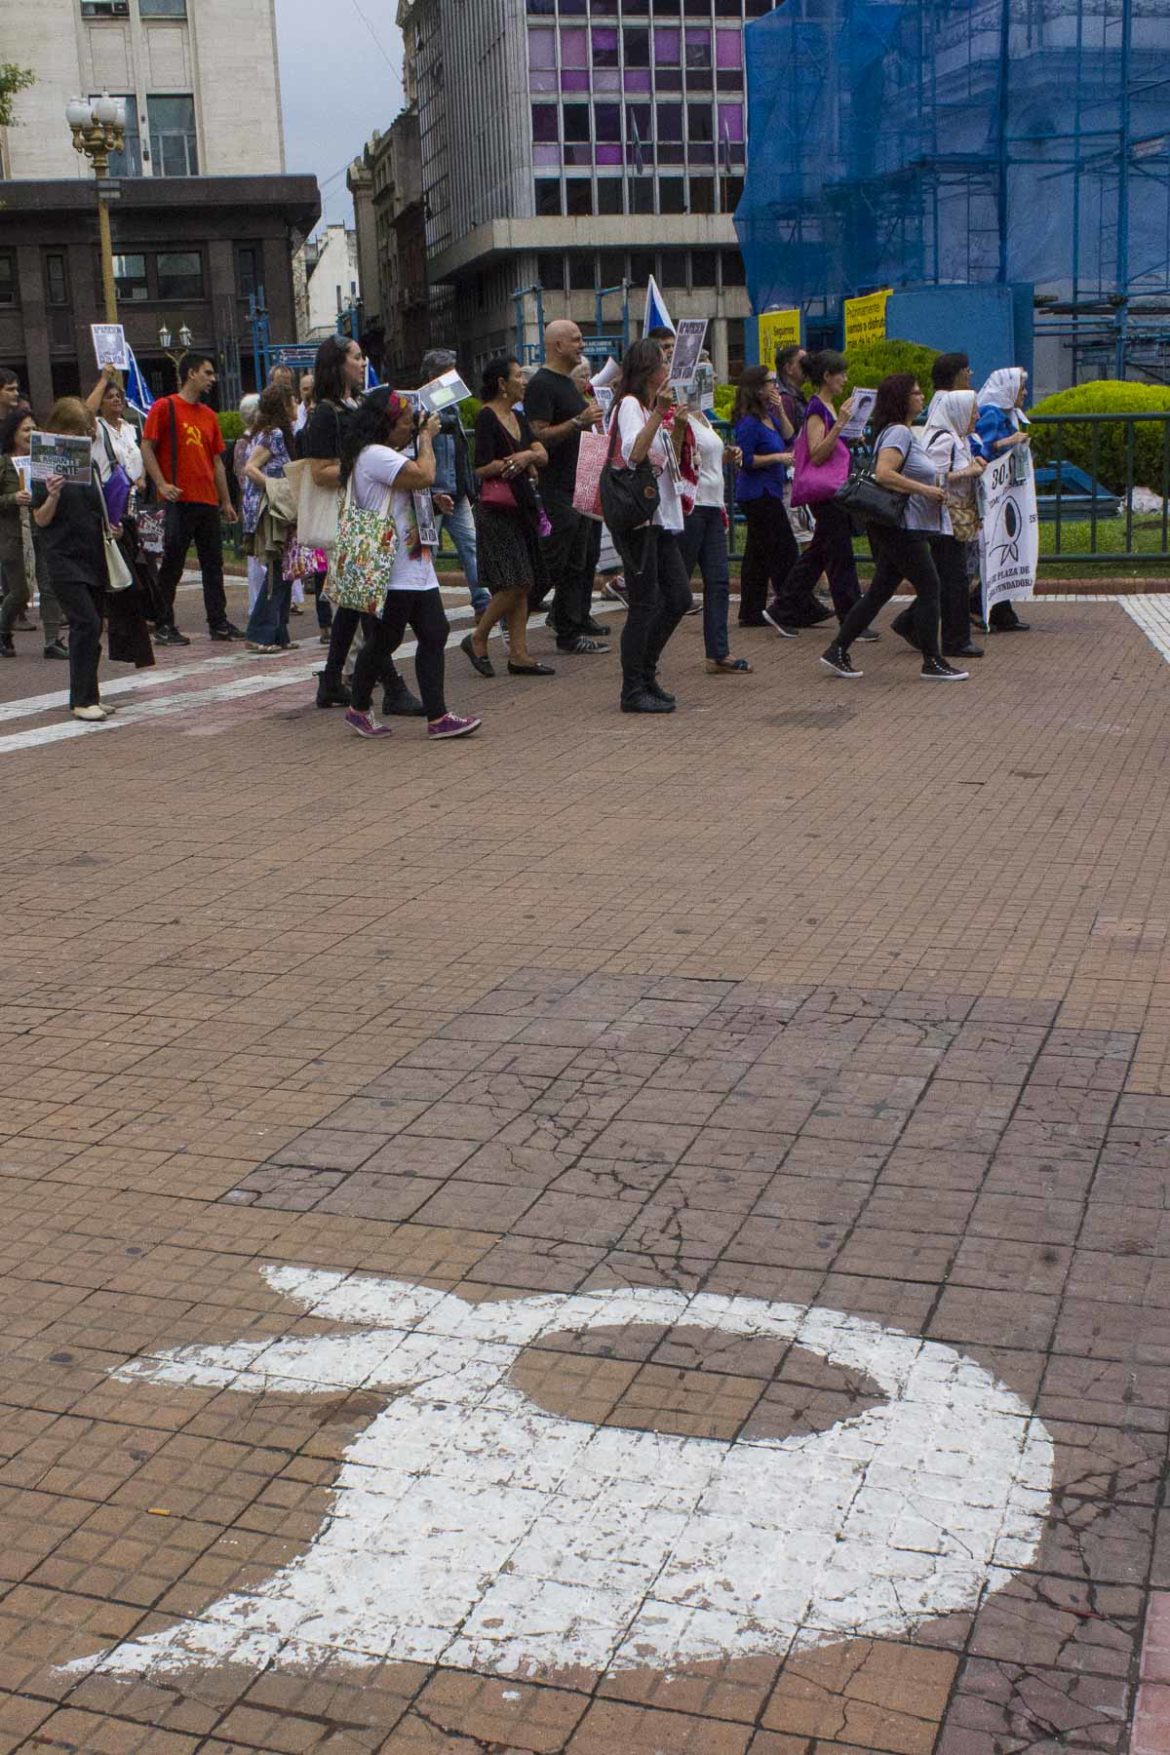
[925,389,977,470]
[977,367,1029,427]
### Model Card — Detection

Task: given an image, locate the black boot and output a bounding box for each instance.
[315,671,351,708]
[383,681,425,717]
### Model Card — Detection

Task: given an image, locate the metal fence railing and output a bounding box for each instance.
[1027,411,1170,565]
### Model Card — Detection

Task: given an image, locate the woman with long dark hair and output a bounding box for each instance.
[303,337,421,716]
[784,349,870,637]
[461,356,553,677]
[338,386,480,741]
[821,374,967,682]
[243,382,298,654]
[609,338,692,714]
[733,365,808,634]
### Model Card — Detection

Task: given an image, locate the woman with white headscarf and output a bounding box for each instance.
[891,388,986,659]
[974,367,1031,630]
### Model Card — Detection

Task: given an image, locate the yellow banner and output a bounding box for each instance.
[757,308,801,367]
[843,289,891,349]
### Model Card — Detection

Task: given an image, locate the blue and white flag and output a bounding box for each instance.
[643,275,676,337]
[364,358,382,392]
[124,344,154,415]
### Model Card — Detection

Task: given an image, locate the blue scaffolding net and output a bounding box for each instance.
[735,0,1170,376]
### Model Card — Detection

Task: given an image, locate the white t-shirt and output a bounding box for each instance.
[688,415,726,509]
[616,395,684,533]
[94,416,144,486]
[351,444,439,593]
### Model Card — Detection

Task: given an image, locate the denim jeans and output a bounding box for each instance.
[681,506,731,661]
[244,561,293,647]
[441,496,487,616]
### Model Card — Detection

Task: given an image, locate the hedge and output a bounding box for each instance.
[1028,380,1170,495]
[840,339,939,401]
[218,411,244,444]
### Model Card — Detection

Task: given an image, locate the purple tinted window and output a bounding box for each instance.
[718,101,744,141]
[560,26,587,66]
[530,71,557,91]
[657,102,683,140]
[594,102,621,140]
[655,26,681,62]
[591,25,619,65]
[532,104,559,142]
[716,29,743,68]
[533,144,561,167]
[685,27,712,67]
[528,28,555,70]
[596,144,623,165]
[593,67,620,90]
[561,69,591,91]
[624,68,652,91]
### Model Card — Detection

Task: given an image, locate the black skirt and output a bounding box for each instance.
[475,505,543,596]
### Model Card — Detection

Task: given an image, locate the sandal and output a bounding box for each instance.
[706,656,753,674]
[460,633,495,678]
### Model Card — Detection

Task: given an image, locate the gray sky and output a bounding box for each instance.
[275,0,404,229]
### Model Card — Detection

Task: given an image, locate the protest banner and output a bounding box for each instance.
[669,317,708,398]
[757,309,801,368]
[30,433,92,484]
[91,323,130,370]
[843,289,891,349]
[978,448,1039,615]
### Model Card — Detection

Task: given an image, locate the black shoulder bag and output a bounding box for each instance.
[599,405,660,538]
[834,426,909,534]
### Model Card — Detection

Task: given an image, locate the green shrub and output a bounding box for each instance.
[218,411,244,444]
[713,383,736,423]
[840,339,940,400]
[1029,380,1170,494]
[459,396,482,427]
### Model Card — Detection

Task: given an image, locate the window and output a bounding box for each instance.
[156,249,203,300]
[235,244,261,300]
[139,0,186,13]
[657,102,683,141]
[565,178,593,216]
[721,248,747,286]
[532,104,559,143]
[537,252,565,292]
[535,178,562,215]
[685,28,712,70]
[594,102,621,142]
[45,253,69,306]
[628,177,654,214]
[624,27,651,65]
[596,179,623,214]
[88,93,140,175]
[688,102,714,141]
[113,252,149,301]
[569,252,595,291]
[598,249,625,286]
[148,94,198,176]
[659,178,686,213]
[563,105,590,142]
[692,249,718,286]
[690,176,715,213]
[591,26,619,67]
[81,1,129,14]
[0,252,16,307]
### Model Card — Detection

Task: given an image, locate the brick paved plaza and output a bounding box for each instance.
[2,586,1170,1753]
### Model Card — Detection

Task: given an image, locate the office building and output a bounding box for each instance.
[395,0,779,376]
[0,0,318,408]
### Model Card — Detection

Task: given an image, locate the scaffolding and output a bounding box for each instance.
[735,0,1170,380]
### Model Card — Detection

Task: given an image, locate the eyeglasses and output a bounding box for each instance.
[764,375,778,384]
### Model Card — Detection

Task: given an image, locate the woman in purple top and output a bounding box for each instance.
[784,349,869,636]
[732,366,831,636]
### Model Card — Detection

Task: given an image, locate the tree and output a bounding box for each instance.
[0,65,34,131]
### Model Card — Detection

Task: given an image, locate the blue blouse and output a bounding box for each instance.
[734,414,789,502]
[974,405,1024,454]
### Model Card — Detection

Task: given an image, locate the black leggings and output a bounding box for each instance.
[891,534,971,651]
[836,525,941,659]
[738,494,798,624]
[351,589,449,720]
[782,498,861,621]
[50,572,104,708]
[615,525,692,702]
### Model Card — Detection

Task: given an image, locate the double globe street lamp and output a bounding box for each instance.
[66,92,127,326]
[158,323,193,385]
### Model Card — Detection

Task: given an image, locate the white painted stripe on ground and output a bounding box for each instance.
[1121,594,1170,664]
[0,605,621,758]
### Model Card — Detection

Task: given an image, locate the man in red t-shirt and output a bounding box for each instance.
[142,353,240,644]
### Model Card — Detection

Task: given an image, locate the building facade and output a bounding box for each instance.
[293,224,360,343]
[349,115,430,382]
[395,0,779,376]
[0,0,315,409]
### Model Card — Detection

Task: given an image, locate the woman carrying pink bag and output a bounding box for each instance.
[782,350,872,638]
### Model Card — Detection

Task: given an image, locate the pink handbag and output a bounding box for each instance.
[573,426,611,521]
[790,422,850,507]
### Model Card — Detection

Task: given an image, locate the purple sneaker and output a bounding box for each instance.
[344,707,392,739]
[427,712,481,741]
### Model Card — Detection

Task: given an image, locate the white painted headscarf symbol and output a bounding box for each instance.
[75,1268,1053,1680]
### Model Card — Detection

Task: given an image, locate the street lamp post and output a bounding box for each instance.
[66,93,126,326]
[158,323,193,386]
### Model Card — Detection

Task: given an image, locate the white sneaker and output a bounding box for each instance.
[71,704,108,722]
